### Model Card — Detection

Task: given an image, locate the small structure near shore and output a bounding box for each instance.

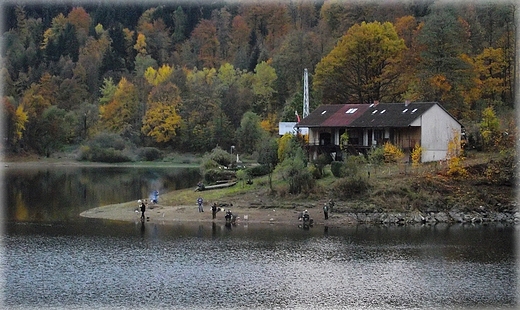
[195,181,237,191]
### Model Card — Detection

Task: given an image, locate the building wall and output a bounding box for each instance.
[415,104,461,162]
[394,127,421,150]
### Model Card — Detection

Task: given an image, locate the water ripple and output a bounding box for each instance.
[2,223,517,310]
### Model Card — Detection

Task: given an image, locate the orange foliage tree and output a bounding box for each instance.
[99,77,139,133]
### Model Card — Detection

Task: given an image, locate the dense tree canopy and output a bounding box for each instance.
[314,21,406,104]
[1,1,516,156]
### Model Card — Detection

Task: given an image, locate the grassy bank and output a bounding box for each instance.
[5,149,515,214]
[154,151,515,214]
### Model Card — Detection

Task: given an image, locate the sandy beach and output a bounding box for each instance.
[80,201,357,227]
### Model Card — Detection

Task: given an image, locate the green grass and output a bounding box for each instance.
[159,176,270,206]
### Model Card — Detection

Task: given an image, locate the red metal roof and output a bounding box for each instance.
[296,102,460,128]
[297,104,371,127]
[322,104,371,127]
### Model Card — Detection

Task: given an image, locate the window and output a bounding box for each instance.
[402,108,408,113]
[346,108,358,114]
[372,110,378,114]
[411,108,417,113]
[321,110,327,115]
[380,109,386,114]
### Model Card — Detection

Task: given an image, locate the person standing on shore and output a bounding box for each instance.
[211,203,218,219]
[140,200,146,221]
[323,203,329,220]
[197,197,204,212]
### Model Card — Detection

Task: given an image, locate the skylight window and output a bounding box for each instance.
[369,104,374,107]
[402,108,408,113]
[380,109,386,114]
[346,108,358,114]
[372,110,378,115]
[411,108,418,113]
[321,110,327,115]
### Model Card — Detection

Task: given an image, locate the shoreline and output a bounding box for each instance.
[6,157,518,226]
[79,202,358,227]
[80,200,519,227]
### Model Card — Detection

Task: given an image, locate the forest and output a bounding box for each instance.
[1,0,516,159]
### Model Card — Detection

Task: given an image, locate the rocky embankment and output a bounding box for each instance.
[334,206,519,225]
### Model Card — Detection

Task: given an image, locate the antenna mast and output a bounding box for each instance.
[303,68,309,118]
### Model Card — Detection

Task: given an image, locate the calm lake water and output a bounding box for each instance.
[1,165,518,309]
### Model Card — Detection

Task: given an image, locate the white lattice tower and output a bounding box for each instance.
[303,68,309,118]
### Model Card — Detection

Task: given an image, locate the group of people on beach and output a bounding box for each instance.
[139,194,333,224]
[198,197,229,220]
[137,190,160,222]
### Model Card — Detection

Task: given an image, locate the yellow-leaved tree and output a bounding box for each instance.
[260,112,278,135]
[479,106,500,150]
[99,77,139,133]
[144,64,173,86]
[410,143,423,168]
[134,32,147,56]
[383,142,404,163]
[252,61,277,118]
[14,105,28,142]
[141,82,183,143]
[446,131,468,178]
[277,133,293,163]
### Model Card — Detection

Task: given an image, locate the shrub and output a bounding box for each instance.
[206,146,233,167]
[78,145,91,161]
[203,168,236,184]
[331,161,344,178]
[367,146,385,165]
[383,142,404,162]
[277,133,293,162]
[275,156,315,194]
[247,164,271,177]
[86,147,131,163]
[309,164,322,179]
[236,169,251,187]
[410,143,423,168]
[79,133,132,162]
[446,132,468,178]
[447,157,468,178]
[136,147,163,161]
[89,132,127,150]
[314,153,332,176]
[343,154,366,177]
[484,151,515,186]
[331,177,370,199]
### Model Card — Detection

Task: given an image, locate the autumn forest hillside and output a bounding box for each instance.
[1,1,516,158]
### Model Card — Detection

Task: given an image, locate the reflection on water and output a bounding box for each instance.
[3,221,517,309]
[4,166,200,222]
[2,167,518,309]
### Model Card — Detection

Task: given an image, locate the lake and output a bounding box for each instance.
[1,165,518,309]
